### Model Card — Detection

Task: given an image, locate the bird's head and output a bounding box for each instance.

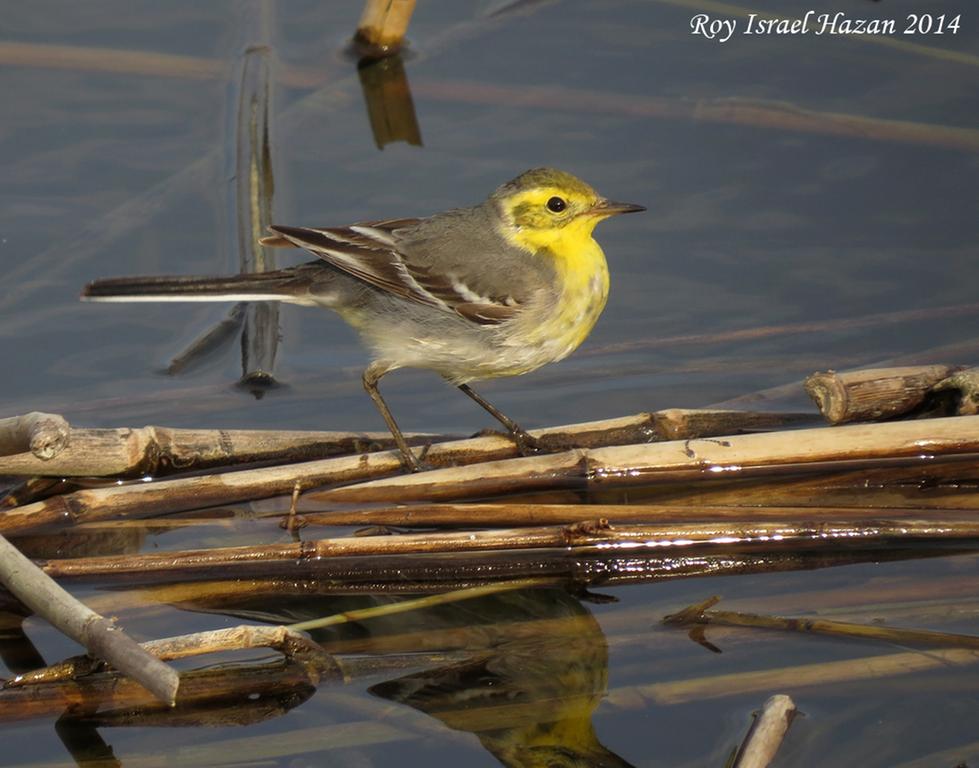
[491,168,644,253]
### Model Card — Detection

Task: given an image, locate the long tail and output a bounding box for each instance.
[82,267,319,304]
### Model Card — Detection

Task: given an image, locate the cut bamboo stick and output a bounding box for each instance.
[308,416,979,504]
[0,533,179,705]
[804,365,960,424]
[0,412,70,460]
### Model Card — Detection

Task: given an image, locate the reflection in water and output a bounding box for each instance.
[235,587,632,767]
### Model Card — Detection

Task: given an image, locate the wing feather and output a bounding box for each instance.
[267,220,522,325]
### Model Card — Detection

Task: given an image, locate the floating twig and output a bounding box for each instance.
[664,596,979,651]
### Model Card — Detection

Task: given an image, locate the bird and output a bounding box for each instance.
[83,168,644,471]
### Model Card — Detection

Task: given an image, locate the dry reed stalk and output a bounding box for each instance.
[0,534,178,705]
[606,647,979,706]
[0,410,749,532]
[42,547,876,588]
[38,517,978,581]
[307,416,979,504]
[0,424,443,478]
[934,367,979,415]
[0,659,316,724]
[294,502,976,528]
[6,624,339,689]
[234,45,279,388]
[805,365,961,424]
[665,596,979,651]
[615,457,979,510]
[731,694,797,768]
[0,412,70,460]
[354,0,417,57]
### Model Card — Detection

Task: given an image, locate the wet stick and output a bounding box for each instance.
[0,533,179,705]
[292,503,979,528]
[38,518,979,580]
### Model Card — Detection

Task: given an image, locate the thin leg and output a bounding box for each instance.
[457,383,540,455]
[363,363,423,472]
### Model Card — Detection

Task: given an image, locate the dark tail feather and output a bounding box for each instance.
[82,268,315,304]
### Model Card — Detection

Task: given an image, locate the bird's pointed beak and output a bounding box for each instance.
[590,198,646,217]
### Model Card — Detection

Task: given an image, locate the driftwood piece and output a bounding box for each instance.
[731,694,797,768]
[308,416,979,504]
[0,533,179,704]
[804,365,961,424]
[0,412,70,460]
[354,0,416,57]
[37,517,979,581]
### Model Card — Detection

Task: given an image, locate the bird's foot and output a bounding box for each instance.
[399,444,435,473]
[470,427,542,457]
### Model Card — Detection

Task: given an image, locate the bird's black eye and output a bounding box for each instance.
[546,196,567,213]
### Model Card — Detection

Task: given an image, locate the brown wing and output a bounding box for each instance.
[265,219,521,325]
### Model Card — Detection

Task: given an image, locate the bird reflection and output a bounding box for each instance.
[322,587,633,768]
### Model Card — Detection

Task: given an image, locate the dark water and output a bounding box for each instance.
[1,1,978,765]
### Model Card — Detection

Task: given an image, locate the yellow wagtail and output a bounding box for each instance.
[83,168,644,471]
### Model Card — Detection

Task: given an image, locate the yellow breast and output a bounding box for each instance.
[509,222,610,368]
